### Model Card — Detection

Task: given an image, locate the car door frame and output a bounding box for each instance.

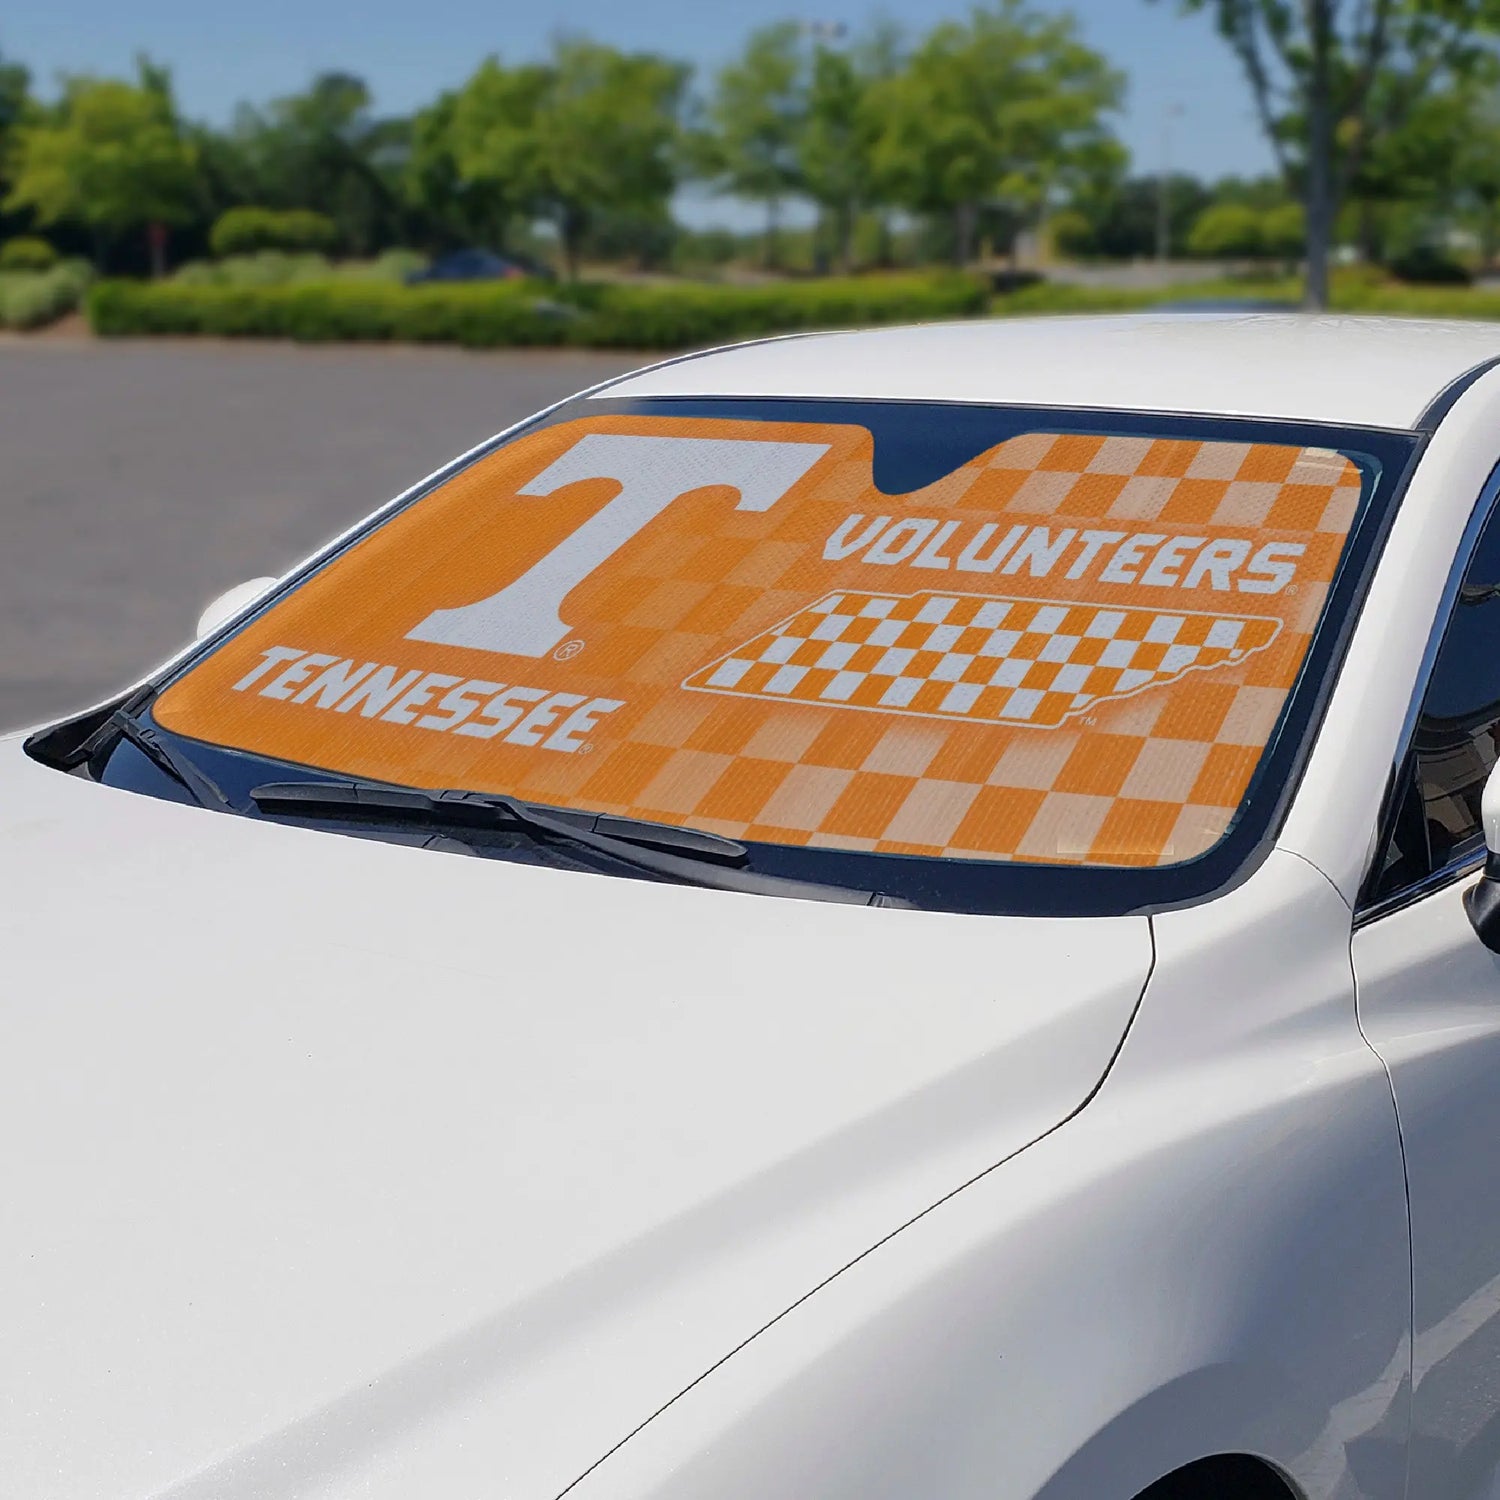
[1347,441,1500,1500]
[1280,366,1500,901]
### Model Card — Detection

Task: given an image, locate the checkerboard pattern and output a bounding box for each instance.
[159,416,1365,868]
[685,590,1282,730]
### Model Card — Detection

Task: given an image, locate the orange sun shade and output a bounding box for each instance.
[155,414,1361,867]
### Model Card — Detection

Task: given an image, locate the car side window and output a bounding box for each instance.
[1368,503,1500,904]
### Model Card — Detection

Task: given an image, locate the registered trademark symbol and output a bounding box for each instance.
[577,742,594,755]
[554,639,585,662]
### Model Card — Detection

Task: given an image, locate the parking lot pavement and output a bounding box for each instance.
[0,339,641,730]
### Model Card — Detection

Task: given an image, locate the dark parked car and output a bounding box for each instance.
[404,249,552,285]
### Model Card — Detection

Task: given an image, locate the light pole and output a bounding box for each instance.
[1157,103,1184,266]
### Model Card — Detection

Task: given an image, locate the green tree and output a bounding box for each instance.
[5,61,197,272]
[0,50,34,241]
[231,73,405,254]
[403,87,511,250]
[449,59,551,257]
[870,0,1123,265]
[696,22,807,268]
[1448,89,1500,266]
[1161,0,1500,309]
[795,23,914,272]
[1349,76,1500,265]
[798,43,876,271]
[849,19,908,267]
[452,41,687,280]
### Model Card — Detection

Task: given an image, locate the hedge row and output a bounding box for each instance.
[171,247,427,289]
[1337,284,1500,319]
[85,272,991,349]
[985,271,1500,319]
[991,283,1161,317]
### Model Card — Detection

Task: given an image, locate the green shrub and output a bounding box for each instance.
[1333,283,1500,318]
[172,248,429,289]
[0,259,94,329]
[564,273,988,348]
[989,274,1318,319]
[173,251,333,288]
[1047,210,1096,259]
[1387,245,1472,286]
[1187,204,1266,259]
[346,248,429,282]
[1261,203,1307,259]
[0,236,59,272]
[209,207,339,258]
[87,271,990,348]
[992,282,1159,317]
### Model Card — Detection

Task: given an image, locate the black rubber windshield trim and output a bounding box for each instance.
[1417,355,1500,433]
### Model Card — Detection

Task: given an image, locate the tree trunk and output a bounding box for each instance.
[836,201,854,274]
[1303,0,1336,310]
[147,222,167,280]
[560,207,583,282]
[1483,198,1499,274]
[1357,200,1380,265]
[763,198,781,271]
[812,213,830,277]
[954,201,978,267]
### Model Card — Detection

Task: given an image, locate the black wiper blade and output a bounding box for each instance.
[104,699,233,811]
[249,779,910,908]
[252,780,747,862]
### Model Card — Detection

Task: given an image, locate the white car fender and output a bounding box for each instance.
[565,850,1409,1500]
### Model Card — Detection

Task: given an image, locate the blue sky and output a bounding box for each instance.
[2,0,1276,223]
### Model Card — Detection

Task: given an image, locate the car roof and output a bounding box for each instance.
[599,313,1500,431]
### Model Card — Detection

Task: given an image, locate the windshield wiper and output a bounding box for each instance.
[249,779,909,908]
[90,692,233,811]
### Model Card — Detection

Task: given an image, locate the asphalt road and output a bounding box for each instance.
[0,339,640,730]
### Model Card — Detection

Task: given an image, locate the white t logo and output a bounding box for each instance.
[405,433,831,657]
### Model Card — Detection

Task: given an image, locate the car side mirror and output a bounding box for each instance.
[1465,762,1500,951]
[196,576,276,639]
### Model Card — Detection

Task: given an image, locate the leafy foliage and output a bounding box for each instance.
[172,247,424,286]
[208,207,337,257]
[1187,202,1266,257]
[1162,0,1500,304]
[869,0,1123,264]
[1388,243,1473,282]
[694,23,807,267]
[0,235,57,270]
[0,257,93,328]
[219,74,407,256]
[448,41,687,279]
[5,63,198,263]
[1083,174,1212,259]
[86,270,988,346]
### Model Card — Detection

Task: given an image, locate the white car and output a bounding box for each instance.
[12,313,1500,1500]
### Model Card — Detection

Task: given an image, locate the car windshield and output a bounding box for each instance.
[120,396,1415,915]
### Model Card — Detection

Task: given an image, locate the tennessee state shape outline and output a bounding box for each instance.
[683,590,1283,730]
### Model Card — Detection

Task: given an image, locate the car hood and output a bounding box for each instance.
[0,740,1152,1500]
